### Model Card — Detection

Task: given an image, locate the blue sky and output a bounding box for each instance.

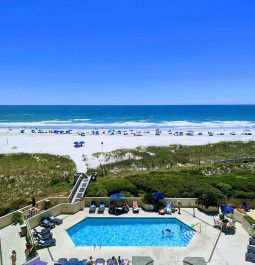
[0,0,255,104]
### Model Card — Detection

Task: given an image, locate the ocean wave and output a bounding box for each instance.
[0,120,255,129]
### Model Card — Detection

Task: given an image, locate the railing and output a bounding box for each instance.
[68,174,85,202]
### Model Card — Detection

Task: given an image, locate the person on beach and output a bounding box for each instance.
[10,250,17,265]
[86,256,94,265]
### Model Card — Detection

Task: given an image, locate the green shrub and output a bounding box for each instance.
[86,179,138,197]
[196,188,225,208]
[11,211,23,225]
[142,193,156,204]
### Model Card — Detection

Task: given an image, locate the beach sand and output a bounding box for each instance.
[0,128,255,172]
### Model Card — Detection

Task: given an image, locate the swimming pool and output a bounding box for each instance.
[67,217,195,247]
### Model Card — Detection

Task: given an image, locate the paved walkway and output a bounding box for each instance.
[0,208,251,265]
[0,224,26,265]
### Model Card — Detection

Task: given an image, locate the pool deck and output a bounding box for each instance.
[33,208,250,265]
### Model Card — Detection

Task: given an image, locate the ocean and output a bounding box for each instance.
[0,105,255,129]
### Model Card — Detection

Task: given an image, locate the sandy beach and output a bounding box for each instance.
[1,128,255,172]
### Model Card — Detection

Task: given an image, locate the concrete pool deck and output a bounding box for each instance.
[0,207,250,265]
[34,208,250,265]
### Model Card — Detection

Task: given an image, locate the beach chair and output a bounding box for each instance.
[36,238,56,249]
[95,258,105,265]
[46,214,63,225]
[107,259,115,265]
[133,200,139,213]
[40,218,55,229]
[248,245,255,253]
[120,259,129,265]
[249,237,255,246]
[164,201,172,214]
[158,205,165,215]
[89,201,97,213]
[97,202,105,214]
[246,252,255,262]
[33,231,53,240]
[242,201,251,212]
[57,258,68,265]
[33,227,51,235]
[69,258,79,263]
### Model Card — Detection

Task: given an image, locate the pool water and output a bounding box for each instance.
[67,218,195,247]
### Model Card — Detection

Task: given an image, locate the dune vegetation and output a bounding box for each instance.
[0,153,76,216]
[86,141,255,207]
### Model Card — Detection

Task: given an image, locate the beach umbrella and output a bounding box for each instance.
[152,192,165,200]
[220,204,234,215]
[25,259,47,265]
[73,141,79,145]
[79,141,85,145]
[110,193,125,200]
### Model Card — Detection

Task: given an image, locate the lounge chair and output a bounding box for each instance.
[133,201,139,213]
[40,218,55,229]
[107,259,115,265]
[158,205,165,215]
[89,201,97,213]
[33,227,51,235]
[242,201,251,212]
[120,259,129,265]
[164,201,172,214]
[97,202,105,214]
[57,258,68,265]
[250,237,255,246]
[248,245,255,253]
[33,231,53,240]
[213,217,221,229]
[69,258,79,263]
[36,238,56,248]
[246,252,255,262]
[95,258,105,265]
[46,214,63,225]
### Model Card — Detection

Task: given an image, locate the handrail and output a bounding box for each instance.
[69,174,85,202]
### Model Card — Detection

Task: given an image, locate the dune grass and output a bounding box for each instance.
[86,141,255,206]
[0,153,76,216]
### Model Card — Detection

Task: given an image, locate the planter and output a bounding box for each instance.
[141,203,154,212]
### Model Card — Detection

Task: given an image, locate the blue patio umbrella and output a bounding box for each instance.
[220,204,234,215]
[73,141,79,145]
[79,141,85,145]
[110,193,125,199]
[152,192,165,200]
[25,258,47,265]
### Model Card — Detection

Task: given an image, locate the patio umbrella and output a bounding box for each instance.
[73,141,79,145]
[25,258,47,265]
[79,141,85,145]
[220,204,234,215]
[110,193,125,199]
[152,192,165,200]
